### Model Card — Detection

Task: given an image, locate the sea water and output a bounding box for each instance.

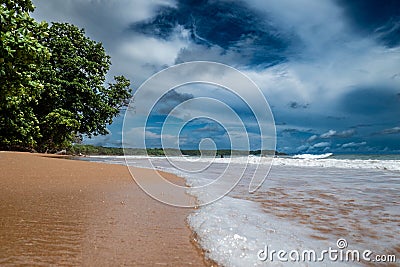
[83,154,400,266]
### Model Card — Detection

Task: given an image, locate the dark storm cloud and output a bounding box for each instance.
[193,123,225,134]
[152,89,194,114]
[336,0,400,47]
[129,0,292,67]
[338,86,400,116]
[288,101,309,109]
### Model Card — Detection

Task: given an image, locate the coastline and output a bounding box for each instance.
[0,152,209,266]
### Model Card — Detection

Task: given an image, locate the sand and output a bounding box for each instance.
[0,152,208,266]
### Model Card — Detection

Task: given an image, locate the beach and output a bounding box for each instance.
[0,152,208,266]
[1,152,399,266]
[102,155,399,266]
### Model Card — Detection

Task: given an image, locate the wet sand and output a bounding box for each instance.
[0,152,207,266]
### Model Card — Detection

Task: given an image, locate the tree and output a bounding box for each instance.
[34,23,131,152]
[1,2,132,152]
[0,0,50,150]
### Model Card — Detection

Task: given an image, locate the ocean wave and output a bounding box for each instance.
[271,157,400,172]
[292,153,333,159]
[85,155,400,172]
[169,156,400,172]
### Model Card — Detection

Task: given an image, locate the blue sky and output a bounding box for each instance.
[32,0,400,154]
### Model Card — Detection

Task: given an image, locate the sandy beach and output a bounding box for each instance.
[0,152,208,266]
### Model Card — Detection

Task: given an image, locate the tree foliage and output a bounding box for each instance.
[34,23,131,151]
[0,0,50,149]
[0,1,132,152]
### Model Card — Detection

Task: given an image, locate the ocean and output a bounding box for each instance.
[82,154,400,266]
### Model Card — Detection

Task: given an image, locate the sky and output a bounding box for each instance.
[31,0,400,154]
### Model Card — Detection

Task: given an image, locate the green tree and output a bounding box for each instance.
[34,23,131,152]
[1,2,132,152]
[0,0,50,150]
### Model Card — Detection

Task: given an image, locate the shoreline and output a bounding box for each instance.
[0,152,210,266]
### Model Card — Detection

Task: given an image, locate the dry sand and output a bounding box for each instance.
[0,152,208,266]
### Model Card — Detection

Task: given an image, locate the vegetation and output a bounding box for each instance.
[70,145,125,156]
[0,0,132,152]
[1,0,50,150]
[68,145,285,157]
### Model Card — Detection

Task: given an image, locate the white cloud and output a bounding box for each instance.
[32,0,175,34]
[32,0,181,87]
[320,130,337,139]
[378,127,400,135]
[320,129,356,138]
[312,142,330,148]
[341,141,367,148]
[118,34,187,68]
[247,0,347,54]
[307,135,318,142]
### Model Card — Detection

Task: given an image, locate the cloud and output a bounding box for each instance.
[152,89,194,115]
[143,130,178,148]
[304,129,356,145]
[377,127,400,135]
[307,135,318,142]
[193,123,225,134]
[32,0,175,36]
[118,34,188,67]
[338,86,400,116]
[31,0,182,86]
[31,0,400,153]
[84,128,122,147]
[288,102,309,109]
[335,0,400,47]
[296,144,309,151]
[128,0,291,67]
[341,141,367,148]
[281,128,301,134]
[320,129,356,139]
[312,142,330,148]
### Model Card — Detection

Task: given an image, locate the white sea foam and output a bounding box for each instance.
[188,196,330,266]
[186,163,399,266]
[292,153,333,159]
[83,154,400,172]
[145,155,400,172]
[272,157,400,171]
